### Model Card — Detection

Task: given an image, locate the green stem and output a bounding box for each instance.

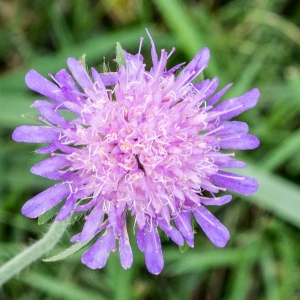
[0,220,68,286]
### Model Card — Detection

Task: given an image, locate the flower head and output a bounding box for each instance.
[12,31,259,274]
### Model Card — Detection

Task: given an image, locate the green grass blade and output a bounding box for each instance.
[21,271,105,300]
[237,163,300,229]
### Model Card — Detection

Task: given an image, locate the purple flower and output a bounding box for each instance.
[12,31,259,275]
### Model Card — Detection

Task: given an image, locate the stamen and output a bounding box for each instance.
[38,116,55,128]
[138,37,144,56]
[203,125,224,136]
[48,73,61,87]
[167,47,176,59]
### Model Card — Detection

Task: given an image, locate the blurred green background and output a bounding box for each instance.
[1,0,300,299]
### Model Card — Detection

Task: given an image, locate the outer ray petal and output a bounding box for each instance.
[219,134,260,150]
[30,156,71,179]
[216,121,249,135]
[208,83,232,106]
[211,171,259,196]
[67,57,95,92]
[12,126,58,143]
[82,227,115,269]
[143,225,164,275]
[174,47,210,90]
[193,205,230,247]
[119,223,133,269]
[173,212,194,247]
[21,183,70,218]
[158,219,184,246]
[25,70,68,103]
[55,194,76,221]
[212,88,260,120]
[80,202,105,242]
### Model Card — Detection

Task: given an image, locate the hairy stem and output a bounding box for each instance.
[0,220,68,286]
